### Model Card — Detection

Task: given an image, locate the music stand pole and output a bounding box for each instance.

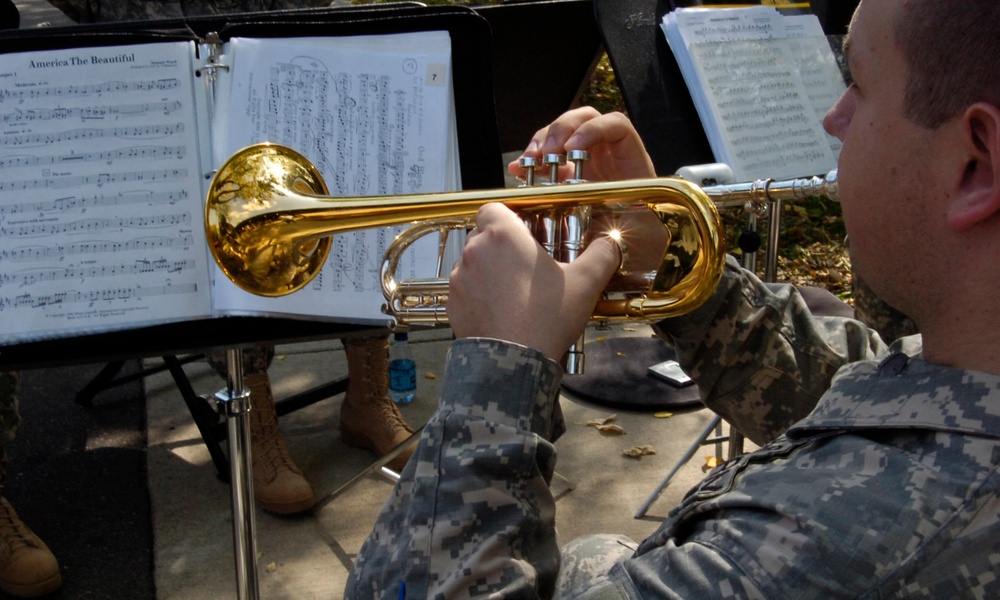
[217,347,261,600]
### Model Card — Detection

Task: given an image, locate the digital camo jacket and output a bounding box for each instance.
[347,256,1000,599]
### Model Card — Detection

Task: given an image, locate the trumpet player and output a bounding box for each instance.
[348,0,1000,597]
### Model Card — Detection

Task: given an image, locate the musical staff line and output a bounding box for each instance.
[0,145,186,170]
[0,123,185,148]
[0,189,189,217]
[0,168,189,192]
[2,212,191,237]
[0,78,181,105]
[2,282,199,310]
[0,258,196,288]
[1,234,195,262]
[1,100,184,126]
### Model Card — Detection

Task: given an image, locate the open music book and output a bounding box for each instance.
[661,5,845,181]
[0,31,461,345]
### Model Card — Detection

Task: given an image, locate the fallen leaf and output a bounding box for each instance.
[622,445,656,458]
[584,414,617,427]
[704,456,721,469]
[266,562,278,573]
[423,371,437,380]
[594,423,626,436]
[653,411,674,419]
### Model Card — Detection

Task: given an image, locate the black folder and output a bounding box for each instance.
[0,4,504,369]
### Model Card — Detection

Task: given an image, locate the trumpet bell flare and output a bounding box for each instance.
[206,143,333,297]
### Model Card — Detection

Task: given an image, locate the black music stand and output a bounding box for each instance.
[0,6,504,599]
[476,0,603,153]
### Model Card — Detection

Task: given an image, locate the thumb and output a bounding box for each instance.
[563,235,621,304]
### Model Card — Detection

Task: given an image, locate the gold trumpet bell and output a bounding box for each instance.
[206,144,333,297]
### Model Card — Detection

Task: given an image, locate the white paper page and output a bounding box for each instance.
[662,7,843,181]
[213,31,458,324]
[783,14,846,158]
[0,42,213,344]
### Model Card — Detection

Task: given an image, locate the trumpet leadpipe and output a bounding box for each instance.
[704,170,839,208]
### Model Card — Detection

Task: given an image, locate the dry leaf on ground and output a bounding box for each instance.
[623,445,656,459]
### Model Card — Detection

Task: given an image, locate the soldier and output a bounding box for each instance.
[0,372,61,598]
[348,0,1000,597]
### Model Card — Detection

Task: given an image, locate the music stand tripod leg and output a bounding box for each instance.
[634,414,722,519]
[215,348,261,600]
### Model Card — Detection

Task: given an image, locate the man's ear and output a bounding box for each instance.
[947,102,1000,231]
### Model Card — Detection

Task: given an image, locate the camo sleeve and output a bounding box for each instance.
[346,338,566,600]
[653,255,891,445]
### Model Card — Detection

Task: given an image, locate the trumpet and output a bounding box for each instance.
[205,143,838,328]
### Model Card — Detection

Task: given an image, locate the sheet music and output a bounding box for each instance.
[662,6,844,181]
[0,42,212,344]
[213,31,460,324]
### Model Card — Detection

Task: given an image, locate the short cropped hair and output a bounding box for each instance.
[894,0,1000,128]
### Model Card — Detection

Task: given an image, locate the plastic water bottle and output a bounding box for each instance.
[388,331,416,404]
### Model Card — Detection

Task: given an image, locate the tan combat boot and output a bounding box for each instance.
[0,496,61,598]
[245,373,316,514]
[340,336,416,472]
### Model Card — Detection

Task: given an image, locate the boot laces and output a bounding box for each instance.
[252,420,300,479]
[245,379,300,478]
[0,499,39,557]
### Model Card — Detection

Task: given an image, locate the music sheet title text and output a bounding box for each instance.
[29,53,137,68]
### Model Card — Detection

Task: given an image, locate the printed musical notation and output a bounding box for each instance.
[215,32,459,323]
[0,190,188,217]
[0,32,461,343]
[662,6,845,181]
[1,100,184,126]
[0,146,186,170]
[0,42,212,344]
[0,282,198,312]
[0,258,195,287]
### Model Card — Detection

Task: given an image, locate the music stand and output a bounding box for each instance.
[0,6,503,598]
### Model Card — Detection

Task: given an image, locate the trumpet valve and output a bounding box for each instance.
[565,149,591,184]
[518,156,537,187]
[542,153,566,185]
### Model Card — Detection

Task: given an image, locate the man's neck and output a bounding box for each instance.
[919,324,1000,376]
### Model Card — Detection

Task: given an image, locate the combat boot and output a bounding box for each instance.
[245,373,316,514]
[340,336,416,472]
[0,496,61,598]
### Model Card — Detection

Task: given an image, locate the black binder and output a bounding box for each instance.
[0,4,504,369]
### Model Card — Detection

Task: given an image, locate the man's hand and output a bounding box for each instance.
[447,203,621,362]
[508,108,656,183]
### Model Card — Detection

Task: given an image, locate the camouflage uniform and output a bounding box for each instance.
[347,256,1000,598]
